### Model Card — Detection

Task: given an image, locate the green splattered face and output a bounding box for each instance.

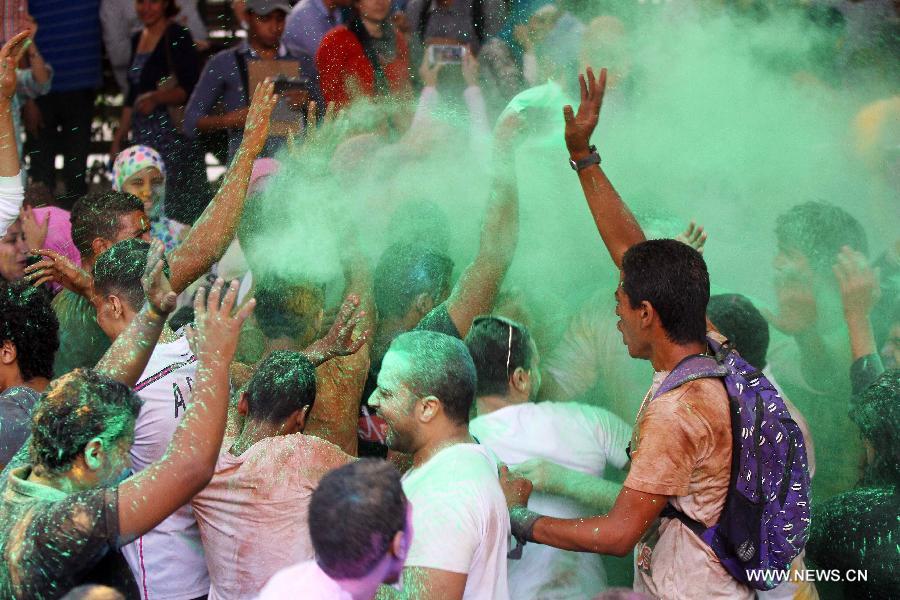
[369,351,419,453]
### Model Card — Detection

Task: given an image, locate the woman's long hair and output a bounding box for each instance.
[347,6,390,95]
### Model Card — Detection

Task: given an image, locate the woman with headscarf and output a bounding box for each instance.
[111,0,211,225]
[113,145,186,252]
[316,0,412,110]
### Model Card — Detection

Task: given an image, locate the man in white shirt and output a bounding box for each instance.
[258,459,412,600]
[368,330,510,600]
[465,315,632,599]
[91,239,209,600]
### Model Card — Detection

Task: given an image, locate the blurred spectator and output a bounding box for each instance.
[112,145,186,251]
[185,0,319,162]
[101,0,209,94]
[405,0,506,62]
[26,0,102,208]
[0,0,28,45]
[14,15,52,170]
[0,218,27,282]
[283,0,354,66]
[112,0,211,225]
[316,0,413,110]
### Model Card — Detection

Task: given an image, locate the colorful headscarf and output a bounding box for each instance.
[112,145,167,192]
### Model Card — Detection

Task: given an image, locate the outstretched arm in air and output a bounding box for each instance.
[166,80,278,293]
[445,117,521,338]
[565,67,644,268]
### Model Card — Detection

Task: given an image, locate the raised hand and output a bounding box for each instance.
[239,78,278,158]
[0,30,31,100]
[141,239,178,316]
[563,67,607,158]
[833,246,880,321]
[303,294,368,367]
[675,221,708,254]
[19,205,49,250]
[186,277,256,366]
[24,249,92,295]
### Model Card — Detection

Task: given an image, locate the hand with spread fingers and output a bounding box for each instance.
[24,249,92,295]
[303,294,369,367]
[675,221,708,254]
[563,67,607,158]
[141,239,178,317]
[186,277,256,367]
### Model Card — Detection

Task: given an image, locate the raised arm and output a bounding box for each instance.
[444,117,521,338]
[166,79,277,293]
[117,278,255,544]
[94,240,178,386]
[565,67,644,269]
[302,291,371,455]
[0,32,28,236]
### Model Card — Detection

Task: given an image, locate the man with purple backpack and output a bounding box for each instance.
[499,66,812,599]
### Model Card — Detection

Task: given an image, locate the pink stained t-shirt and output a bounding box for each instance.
[191,433,353,600]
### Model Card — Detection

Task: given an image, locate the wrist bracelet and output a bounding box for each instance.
[509,505,542,542]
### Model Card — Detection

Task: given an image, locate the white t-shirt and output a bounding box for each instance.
[469,402,632,599]
[401,443,510,600]
[120,335,210,600]
[257,560,353,600]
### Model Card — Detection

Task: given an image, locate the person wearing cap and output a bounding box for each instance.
[183,0,321,161]
[284,0,354,66]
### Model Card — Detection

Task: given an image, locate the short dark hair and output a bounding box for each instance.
[465,316,534,396]
[374,243,453,320]
[851,369,899,486]
[707,294,770,369]
[775,202,868,272]
[310,459,406,579]
[30,369,142,473]
[253,274,325,344]
[245,350,317,423]
[92,239,152,312]
[0,281,59,381]
[70,191,143,259]
[388,330,476,425]
[621,239,710,345]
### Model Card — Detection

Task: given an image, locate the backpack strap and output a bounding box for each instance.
[661,504,710,540]
[652,354,727,400]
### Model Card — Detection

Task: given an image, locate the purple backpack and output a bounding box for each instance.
[651,336,811,590]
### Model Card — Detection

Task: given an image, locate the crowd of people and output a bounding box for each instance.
[0,0,897,599]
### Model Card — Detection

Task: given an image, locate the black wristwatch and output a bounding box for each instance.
[569,145,601,171]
